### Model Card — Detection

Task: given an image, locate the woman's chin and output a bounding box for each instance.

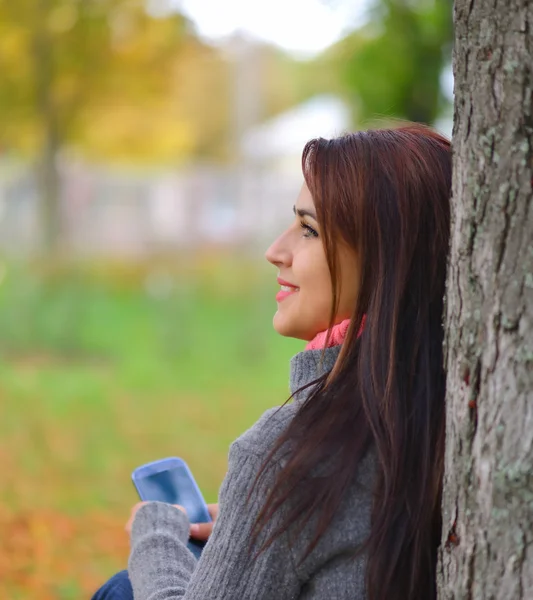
[272,312,292,337]
[272,312,313,341]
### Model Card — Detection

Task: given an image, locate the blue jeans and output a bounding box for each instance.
[91,570,133,600]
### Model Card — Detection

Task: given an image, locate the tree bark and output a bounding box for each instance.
[439,0,533,598]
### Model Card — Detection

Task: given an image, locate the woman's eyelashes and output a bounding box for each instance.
[300,220,319,238]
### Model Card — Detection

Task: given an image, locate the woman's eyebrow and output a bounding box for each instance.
[293,205,317,220]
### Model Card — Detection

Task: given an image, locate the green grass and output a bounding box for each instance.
[0,256,302,597]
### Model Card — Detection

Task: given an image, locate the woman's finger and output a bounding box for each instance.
[190,521,214,541]
[172,504,187,515]
[207,503,219,520]
[189,504,219,541]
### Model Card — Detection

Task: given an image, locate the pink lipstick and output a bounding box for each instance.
[276,277,299,302]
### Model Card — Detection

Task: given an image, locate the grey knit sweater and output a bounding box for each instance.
[129,346,376,599]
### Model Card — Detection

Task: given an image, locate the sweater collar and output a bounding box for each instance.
[289,345,342,400]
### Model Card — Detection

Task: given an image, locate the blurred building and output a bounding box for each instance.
[0,95,351,257]
[241,95,350,171]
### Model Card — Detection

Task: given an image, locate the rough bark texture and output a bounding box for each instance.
[439,0,533,598]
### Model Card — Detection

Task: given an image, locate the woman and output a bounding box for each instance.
[93,123,451,600]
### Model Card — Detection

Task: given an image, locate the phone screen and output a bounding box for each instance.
[136,466,211,524]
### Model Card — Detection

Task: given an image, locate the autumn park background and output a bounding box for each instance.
[0,1,452,597]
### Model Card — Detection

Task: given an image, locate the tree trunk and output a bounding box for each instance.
[33,0,62,255]
[439,0,533,598]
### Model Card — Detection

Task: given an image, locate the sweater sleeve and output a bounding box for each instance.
[128,443,301,600]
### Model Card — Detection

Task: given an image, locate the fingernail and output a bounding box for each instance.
[190,524,199,534]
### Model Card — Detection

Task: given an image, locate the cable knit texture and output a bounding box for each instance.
[128,345,376,599]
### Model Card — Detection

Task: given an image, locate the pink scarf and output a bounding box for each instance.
[305,316,365,351]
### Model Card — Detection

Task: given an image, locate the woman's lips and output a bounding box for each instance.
[276,288,299,302]
[276,278,299,302]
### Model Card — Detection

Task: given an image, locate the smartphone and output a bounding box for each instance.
[132,457,212,559]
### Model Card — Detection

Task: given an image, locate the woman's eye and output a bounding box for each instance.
[300,221,318,238]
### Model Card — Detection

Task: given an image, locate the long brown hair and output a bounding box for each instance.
[252,124,451,600]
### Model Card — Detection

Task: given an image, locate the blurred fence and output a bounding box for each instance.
[0,159,301,257]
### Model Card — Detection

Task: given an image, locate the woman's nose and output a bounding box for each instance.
[265,232,291,268]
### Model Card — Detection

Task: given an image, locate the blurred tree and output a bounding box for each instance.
[1,0,130,251]
[323,0,453,125]
[0,0,455,254]
[0,0,229,251]
[78,8,232,163]
[260,46,318,120]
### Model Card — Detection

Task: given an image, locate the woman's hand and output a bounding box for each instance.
[126,502,187,535]
[189,504,219,541]
[126,502,218,539]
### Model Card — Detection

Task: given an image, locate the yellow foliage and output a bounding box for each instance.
[79,100,195,163]
[0,1,313,164]
[0,1,231,163]
[0,506,129,598]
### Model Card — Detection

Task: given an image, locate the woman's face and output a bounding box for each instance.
[265,183,360,341]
